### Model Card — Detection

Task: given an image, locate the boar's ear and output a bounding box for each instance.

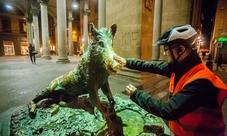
[90,23,98,36]
[110,23,117,37]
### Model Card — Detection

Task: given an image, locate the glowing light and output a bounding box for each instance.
[218,37,227,42]
[72,1,78,9]
[73,4,78,8]
[6,4,12,9]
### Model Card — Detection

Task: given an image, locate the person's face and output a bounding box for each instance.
[164,45,180,63]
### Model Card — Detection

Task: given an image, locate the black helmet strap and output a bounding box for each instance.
[169,45,187,65]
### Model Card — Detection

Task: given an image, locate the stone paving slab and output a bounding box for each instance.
[0,56,81,114]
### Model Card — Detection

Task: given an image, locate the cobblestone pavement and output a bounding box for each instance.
[0,56,227,136]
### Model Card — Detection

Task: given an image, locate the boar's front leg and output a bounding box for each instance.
[101,80,115,107]
[100,80,117,120]
[88,86,105,120]
[101,81,121,133]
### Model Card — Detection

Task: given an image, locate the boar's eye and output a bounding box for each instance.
[98,41,104,47]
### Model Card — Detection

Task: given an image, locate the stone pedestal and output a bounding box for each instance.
[56,58,70,64]
[10,95,165,136]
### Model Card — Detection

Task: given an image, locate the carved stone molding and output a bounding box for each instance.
[37,0,49,5]
[68,17,74,22]
[26,17,33,23]
[30,9,39,16]
[31,0,39,10]
[82,8,90,15]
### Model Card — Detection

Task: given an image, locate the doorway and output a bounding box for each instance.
[20,41,28,55]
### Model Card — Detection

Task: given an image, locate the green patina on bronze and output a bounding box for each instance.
[28,23,122,120]
[19,23,166,135]
[11,95,164,136]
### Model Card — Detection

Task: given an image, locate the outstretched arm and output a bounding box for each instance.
[114,55,172,77]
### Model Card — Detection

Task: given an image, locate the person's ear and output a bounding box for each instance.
[177,46,185,55]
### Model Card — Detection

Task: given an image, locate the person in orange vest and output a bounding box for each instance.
[114,24,227,136]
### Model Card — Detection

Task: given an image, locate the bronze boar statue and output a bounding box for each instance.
[28,23,122,121]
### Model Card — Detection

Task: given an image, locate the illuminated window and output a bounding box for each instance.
[20,41,28,55]
[3,41,15,55]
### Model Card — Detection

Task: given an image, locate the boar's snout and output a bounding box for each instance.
[112,62,122,71]
[105,59,122,75]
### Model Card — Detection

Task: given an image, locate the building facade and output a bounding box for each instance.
[0,2,27,56]
[0,0,226,64]
[211,0,227,63]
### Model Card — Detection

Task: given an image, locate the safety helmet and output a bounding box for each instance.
[154,24,198,47]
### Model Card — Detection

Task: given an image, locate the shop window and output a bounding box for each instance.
[3,41,15,55]
[20,41,28,55]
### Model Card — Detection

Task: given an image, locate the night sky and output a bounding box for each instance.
[201,0,217,47]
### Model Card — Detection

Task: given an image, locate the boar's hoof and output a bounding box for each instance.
[110,100,115,107]
[29,112,36,119]
[28,101,37,119]
[50,104,60,116]
[94,107,105,122]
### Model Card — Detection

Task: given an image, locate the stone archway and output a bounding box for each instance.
[0,0,27,16]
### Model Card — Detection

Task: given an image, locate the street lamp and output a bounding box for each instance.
[72,0,79,10]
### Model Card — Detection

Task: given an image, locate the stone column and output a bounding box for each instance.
[82,0,90,50]
[151,0,163,61]
[54,20,58,55]
[26,17,33,45]
[26,22,29,45]
[56,0,70,63]
[39,0,51,59]
[98,0,106,29]
[31,0,41,57]
[31,9,41,57]
[68,11,74,56]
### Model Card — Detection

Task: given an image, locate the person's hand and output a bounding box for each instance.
[113,55,126,66]
[126,84,137,96]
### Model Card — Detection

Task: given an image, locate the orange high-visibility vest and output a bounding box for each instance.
[169,63,227,136]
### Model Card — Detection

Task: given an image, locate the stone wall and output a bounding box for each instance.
[161,0,191,31]
[106,0,191,100]
[160,0,191,60]
[106,0,191,60]
[106,0,143,59]
[213,0,227,39]
[213,0,227,63]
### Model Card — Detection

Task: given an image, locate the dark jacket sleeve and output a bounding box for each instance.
[125,58,172,77]
[130,79,219,120]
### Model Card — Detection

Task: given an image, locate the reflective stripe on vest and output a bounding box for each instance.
[169,63,227,136]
